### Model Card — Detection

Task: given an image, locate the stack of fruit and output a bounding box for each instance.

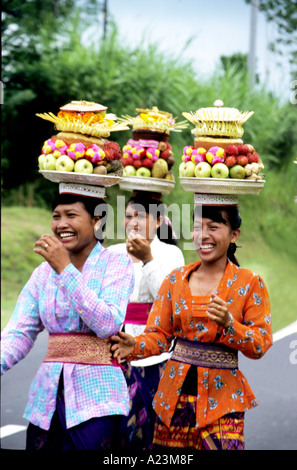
[179,142,264,180]
[179,100,265,182]
[120,106,188,181]
[36,100,128,176]
[122,139,174,179]
[38,137,123,176]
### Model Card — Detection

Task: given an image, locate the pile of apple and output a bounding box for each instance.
[179,143,264,180]
[38,137,123,175]
[122,140,174,179]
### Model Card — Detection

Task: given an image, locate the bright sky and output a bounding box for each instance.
[107,0,292,97]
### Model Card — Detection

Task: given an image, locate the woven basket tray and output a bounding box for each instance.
[119,176,175,194]
[39,170,121,187]
[179,177,265,195]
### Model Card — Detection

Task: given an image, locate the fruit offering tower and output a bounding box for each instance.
[119,106,187,194]
[36,100,129,196]
[179,100,265,197]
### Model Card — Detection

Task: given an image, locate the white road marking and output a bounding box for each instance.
[0,424,27,439]
[273,320,297,342]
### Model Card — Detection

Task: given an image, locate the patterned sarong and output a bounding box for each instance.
[153,393,245,450]
[120,361,165,450]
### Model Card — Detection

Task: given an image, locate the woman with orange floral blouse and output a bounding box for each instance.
[111,203,273,450]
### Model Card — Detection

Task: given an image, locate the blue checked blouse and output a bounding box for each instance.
[1,242,134,430]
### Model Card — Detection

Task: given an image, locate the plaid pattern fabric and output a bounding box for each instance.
[1,243,134,430]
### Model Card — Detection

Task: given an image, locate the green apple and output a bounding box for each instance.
[179,161,196,177]
[179,162,186,176]
[56,155,75,172]
[74,158,93,174]
[229,164,245,179]
[136,167,151,177]
[211,163,229,178]
[44,153,57,170]
[195,161,211,178]
[123,165,137,176]
[38,154,46,170]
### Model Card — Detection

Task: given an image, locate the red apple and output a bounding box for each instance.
[225,145,239,156]
[237,144,249,155]
[237,155,249,166]
[123,156,134,166]
[247,152,259,163]
[160,149,172,160]
[133,159,143,169]
[142,158,154,169]
[225,156,237,168]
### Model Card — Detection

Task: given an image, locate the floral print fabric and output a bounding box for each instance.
[130,260,272,429]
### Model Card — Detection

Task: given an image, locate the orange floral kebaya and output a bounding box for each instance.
[130,260,272,429]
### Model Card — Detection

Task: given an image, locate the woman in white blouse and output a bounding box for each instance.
[110,192,185,449]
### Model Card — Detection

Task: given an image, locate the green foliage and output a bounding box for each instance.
[1,206,52,326]
[2,200,297,332]
[1,4,297,335]
[245,0,297,70]
[2,7,296,195]
[220,52,248,75]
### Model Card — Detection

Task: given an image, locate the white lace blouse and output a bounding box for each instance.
[109,236,185,366]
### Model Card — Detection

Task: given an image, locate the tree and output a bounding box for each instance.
[2,0,101,81]
[220,53,249,74]
[1,0,103,199]
[245,0,297,73]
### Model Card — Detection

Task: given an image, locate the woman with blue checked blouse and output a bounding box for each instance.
[1,193,134,450]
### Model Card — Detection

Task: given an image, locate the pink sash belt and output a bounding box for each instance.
[43,333,119,366]
[123,302,153,325]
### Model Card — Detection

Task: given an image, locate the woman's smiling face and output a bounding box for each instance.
[125,202,160,240]
[52,202,98,253]
[192,212,240,263]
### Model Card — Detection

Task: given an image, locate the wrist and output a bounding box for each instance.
[142,256,153,266]
[55,262,71,275]
[126,339,137,361]
[223,312,234,335]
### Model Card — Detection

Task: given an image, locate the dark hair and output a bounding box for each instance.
[51,193,108,243]
[127,193,178,246]
[193,205,242,266]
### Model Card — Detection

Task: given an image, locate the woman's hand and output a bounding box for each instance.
[207,295,231,328]
[126,236,153,264]
[110,331,136,364]
[34,234,71,274]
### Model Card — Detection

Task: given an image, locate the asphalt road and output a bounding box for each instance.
[1,327,297,451]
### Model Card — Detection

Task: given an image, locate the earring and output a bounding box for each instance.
[95,221,100,231]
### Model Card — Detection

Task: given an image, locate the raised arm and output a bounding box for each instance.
[219,274,273,359]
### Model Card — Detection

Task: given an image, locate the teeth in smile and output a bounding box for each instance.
[200,245,214,250]
[60,232,75,239]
